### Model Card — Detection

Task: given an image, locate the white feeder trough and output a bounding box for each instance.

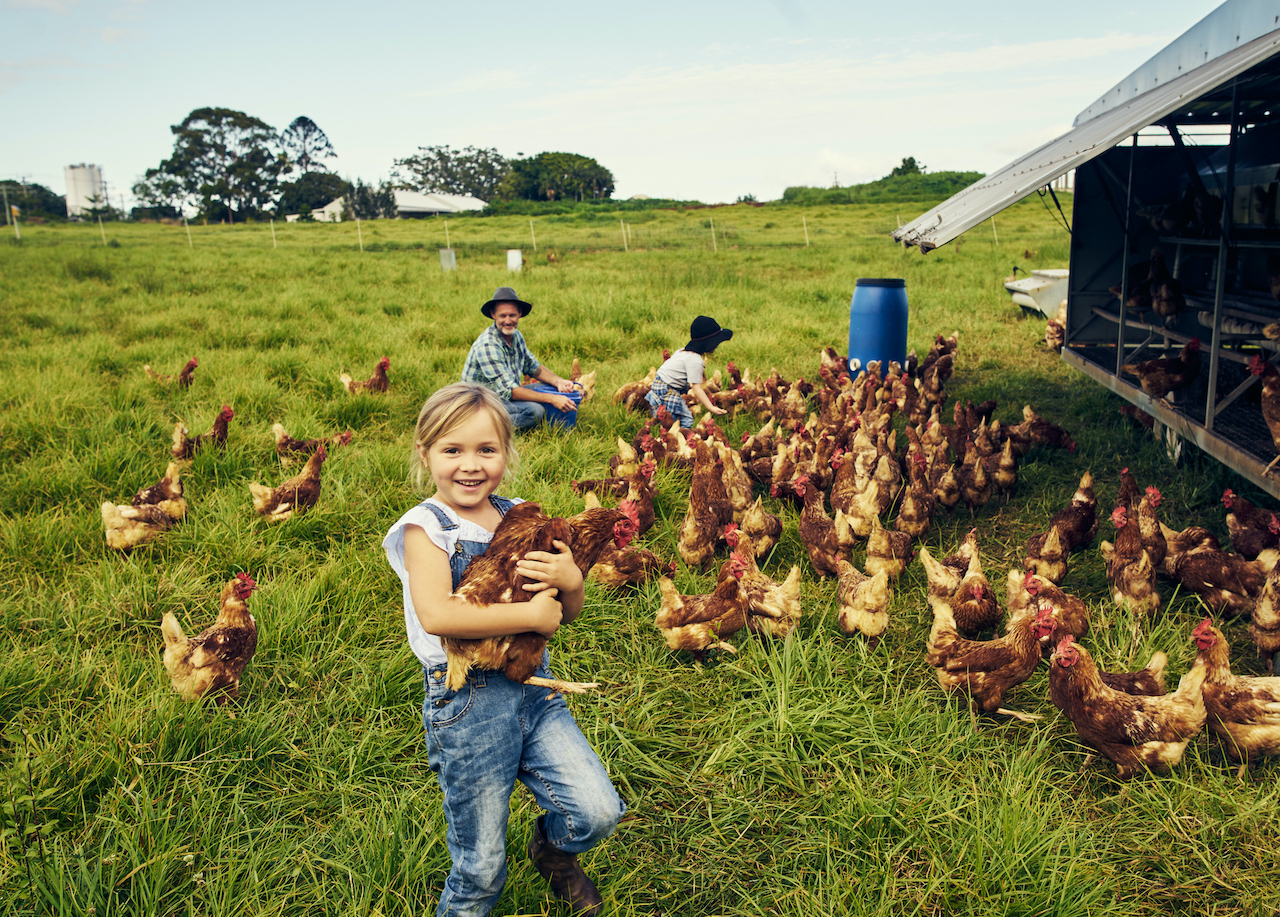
[507,249,523,271]
[1004,268,1069,318]
[440,249,456,271]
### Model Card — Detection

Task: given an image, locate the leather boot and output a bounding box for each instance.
[528,816,604,916]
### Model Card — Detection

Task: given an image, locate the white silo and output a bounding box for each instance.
[65,164,104,218]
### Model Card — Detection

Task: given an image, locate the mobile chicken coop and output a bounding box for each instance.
[894,0,1280,498]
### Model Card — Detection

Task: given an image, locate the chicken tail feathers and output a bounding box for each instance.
[161,612,186,650]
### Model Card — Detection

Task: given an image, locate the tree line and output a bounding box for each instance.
[123,107,616,223]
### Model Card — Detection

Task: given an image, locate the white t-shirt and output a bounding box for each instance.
[653,349,705,392]
[382,495,524,667]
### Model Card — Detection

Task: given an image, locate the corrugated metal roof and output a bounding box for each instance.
[892,25,1280,252]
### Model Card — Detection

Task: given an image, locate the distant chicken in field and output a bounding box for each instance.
[569,357,596,402]
[738,496,783,559]
[1024,471,1098,584]
[102,461,189,550]
[273,423,352,463]
[248,444,327,523]
[1193,619,1280,775]
[1121,338,1200,400]
[1222,487,1280,560]
[339,356,390,394]
[145,357,198,388]
[678,439,733,568]
[612,366,657,412]
[725,528,803,638]
[1168,543,1276,616]
[162,573,259,703]
[835,559,891,649]
[172,405,234,460]
[1048,633,1207,779]
[655,553,752,659]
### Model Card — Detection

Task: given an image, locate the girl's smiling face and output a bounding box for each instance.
[423,410,508,519]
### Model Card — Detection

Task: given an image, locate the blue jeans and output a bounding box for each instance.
[423,654,624,917]
[504,400,546,431]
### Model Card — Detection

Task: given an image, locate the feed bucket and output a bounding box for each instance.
[848,278,908,372]
[528,383,582,429]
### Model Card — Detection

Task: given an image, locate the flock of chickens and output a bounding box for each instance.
[108,335,1280,781]
[561,333,1280,780]
[101,356,384,703]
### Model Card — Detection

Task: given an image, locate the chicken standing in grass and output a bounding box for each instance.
[171,405,234,460]
[145,357,198,388]
[340,356,390,394]
[1193,619,1280,775]
[102,462,188,551]
[162,573,259,703]
[248,444,327,522]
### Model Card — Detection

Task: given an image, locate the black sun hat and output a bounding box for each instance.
[685,315,733,353]
[481,286,533,319]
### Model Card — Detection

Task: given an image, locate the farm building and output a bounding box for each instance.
[286,191,487,222]
[894,0,1280,499]
[64,163,103,218]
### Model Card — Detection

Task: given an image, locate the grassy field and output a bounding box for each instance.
[3,200,1279,917]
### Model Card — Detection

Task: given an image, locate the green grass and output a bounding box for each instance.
[2,200,1279,916]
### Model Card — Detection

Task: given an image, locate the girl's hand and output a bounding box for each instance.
[517,539,583,594]
[709,405,727,415]
[528,588,563,637]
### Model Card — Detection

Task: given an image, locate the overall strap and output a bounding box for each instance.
[490,495,517,516]
[421,501,457,530]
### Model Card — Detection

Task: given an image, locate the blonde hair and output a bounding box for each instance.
[411,383,517,490]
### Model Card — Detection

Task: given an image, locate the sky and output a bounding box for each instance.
[1,0,1227,208]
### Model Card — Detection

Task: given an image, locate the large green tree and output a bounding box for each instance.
[494,152,614,202]
[0,179,66,221]
[148,107,289,221]
[276,172,351,218]
[281,116,336,174]
[391,145,509,201]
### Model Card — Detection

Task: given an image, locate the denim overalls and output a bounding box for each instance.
[418,495,624,917]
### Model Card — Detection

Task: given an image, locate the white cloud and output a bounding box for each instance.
[0,53,82,92]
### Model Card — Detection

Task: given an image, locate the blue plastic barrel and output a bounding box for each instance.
[528,383,582,429]
[848,278,908,372]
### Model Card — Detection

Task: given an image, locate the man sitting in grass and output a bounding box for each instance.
[460,286,581,431]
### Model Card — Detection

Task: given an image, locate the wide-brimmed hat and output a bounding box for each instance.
[685,315,733,353]
[481,286,532,319]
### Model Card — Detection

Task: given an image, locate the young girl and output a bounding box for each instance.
[383,383,623,917]
[645,314,734,428]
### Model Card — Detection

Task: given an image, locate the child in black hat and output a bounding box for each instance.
[644,315,733,428]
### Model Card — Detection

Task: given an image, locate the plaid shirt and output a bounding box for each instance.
[461,325,542,400]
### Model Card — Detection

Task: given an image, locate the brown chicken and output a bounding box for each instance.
[161,573,259,703]
[102,461,189,550]
[273,423,352,463]
[864,515,914,581]
[1147,249,1184,326]
[1048,634,1207,779]
[448,503,636,692]
[724,527,803,637]
[1121,338,1200,399]
[926,593,1049,727]
[1101,503,1161,619]
[1193,619,1280,775]
[795,473,844,578]
[1222,487,1280,559]
[1248,355,1280,476]
[677,440,733,568]
[1158,521,1221,578]
[171,405,234,460]
[145,357,198,388]
[655,553,751,659]
[1169,544,1275,616]
[339,356,390,394]
[835,559,891,649]
[919,531,1000,638]
[248,444,327,523]
[585,495,673,588]
[738,496,783,560]
[1033,612,1167,696]
[1007,569,1090,650]
[1252,562,1280,672]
